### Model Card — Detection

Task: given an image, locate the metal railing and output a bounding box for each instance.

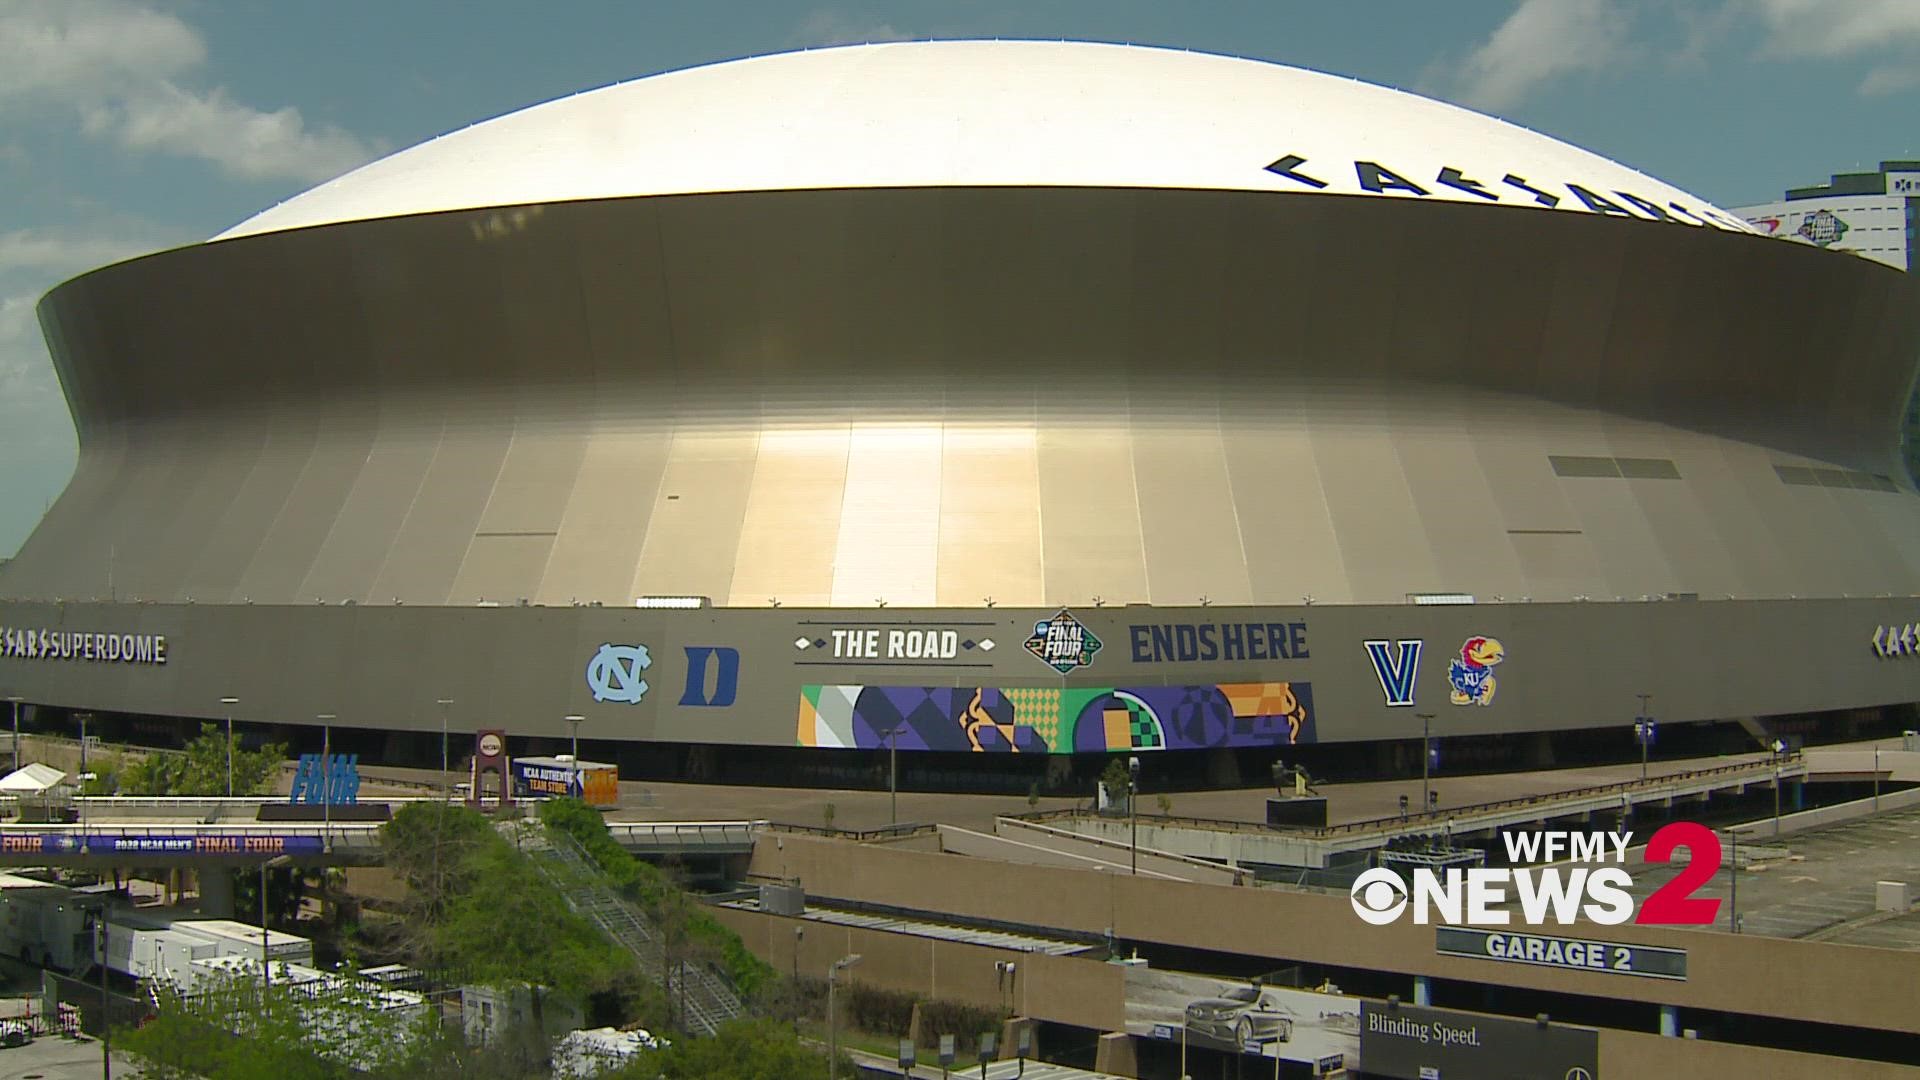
[1010,756,1805,840]
[510,823,743,1037]
[762,820,937,842]
[606,820,764,850]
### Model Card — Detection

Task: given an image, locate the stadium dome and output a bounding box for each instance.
[6,41,1918,770]
[218,40,1751,240]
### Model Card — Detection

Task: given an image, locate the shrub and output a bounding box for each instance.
[844,982,918,1037]
[538,799,777,996]
[916,998,1002,1055]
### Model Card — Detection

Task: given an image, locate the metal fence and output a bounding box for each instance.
[1009,755,1805,840]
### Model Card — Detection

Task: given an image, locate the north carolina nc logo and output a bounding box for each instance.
[1447,636,1504,706]
[586,643,652,704]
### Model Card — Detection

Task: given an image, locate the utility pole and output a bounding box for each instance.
[220,697,240,797]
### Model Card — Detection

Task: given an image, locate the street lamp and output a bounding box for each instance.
[563,714,585,797]
[219,697,240,798]
[1128,756,1141,875]
[88,901,111,1080]
[259,854,294,992]
[4,695,21,771]
[1414,712,1435,813]
[1635,693,1654,782]
[76,712,92,778]
[436,699,454,799]
[315,714,336,851]
[1770,739,1786,837]
[827,953,863,1080]
[882,725,905,826]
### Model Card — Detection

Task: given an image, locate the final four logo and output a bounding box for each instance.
[1024,609,1101,674]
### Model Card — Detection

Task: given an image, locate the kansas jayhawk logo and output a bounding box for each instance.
[1447,636,1505,706]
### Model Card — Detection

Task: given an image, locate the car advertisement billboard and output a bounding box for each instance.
[1123,965,1360,1070]
[1358,1001,1598,1080]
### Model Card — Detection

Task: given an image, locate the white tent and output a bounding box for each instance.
[0,764,67,794]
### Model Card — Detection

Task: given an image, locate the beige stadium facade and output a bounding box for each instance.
[3,42,1920,781]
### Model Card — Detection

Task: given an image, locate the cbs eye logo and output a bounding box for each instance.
[1349,867,1410,925]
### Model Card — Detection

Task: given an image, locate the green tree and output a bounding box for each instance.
[1100,756,1132,810]
[537,799,775,998]
[119,723,287,796]
[118,966,448,1080]
[376,800,636,1056]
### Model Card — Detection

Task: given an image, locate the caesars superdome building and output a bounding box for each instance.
[5,42,1920,785]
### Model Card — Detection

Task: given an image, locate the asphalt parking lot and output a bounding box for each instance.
[0,1034,137,1080]
[1621,802,1920,945]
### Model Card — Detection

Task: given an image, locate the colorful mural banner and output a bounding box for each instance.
[796,682,1314,753]
[0,834,325,856]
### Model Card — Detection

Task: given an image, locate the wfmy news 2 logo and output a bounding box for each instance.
[1349,822,1723,927]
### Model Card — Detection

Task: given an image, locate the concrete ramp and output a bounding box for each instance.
[933,819,1246,885]
[1804,747,1920,783]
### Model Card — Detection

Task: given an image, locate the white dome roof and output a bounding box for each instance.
[216,40,1749,241]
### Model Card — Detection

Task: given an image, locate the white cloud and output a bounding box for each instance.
[0,0,203,100]
[1862,64,1920,96]
[0,0,380,183]
[0,229,167,277]
[789,8,913,48]
[1734,0,1920,95]
[1739,0,1920,57]
[1455,0,1633,111]
[83,82,379,183]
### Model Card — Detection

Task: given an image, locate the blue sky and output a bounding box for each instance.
[3,0,1920,556]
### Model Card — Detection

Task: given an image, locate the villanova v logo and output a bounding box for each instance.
[1363,639,1422,707]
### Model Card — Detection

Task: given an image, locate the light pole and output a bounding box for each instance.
[219,697,239,798]
[260,854,293,992]
[1128,755,1140,875]
[92,903,110,1080]
[1635,693,1653,782]
[564,714,585,797]
[1875,743,1882,811]
[315,714,336,851]
[76,712,91,779]
[436,699,454,799]
[1415,712,1434,813]
[827,953,863,1080]
[1729,827,1740,933]
[4,696,21,771]
[883,725,905,826]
